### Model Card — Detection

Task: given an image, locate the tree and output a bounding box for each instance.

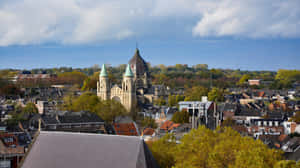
[171,110,189,124]
[154,96,166,106]
[173,126,283,168]
[237,74,250,86]
[23,102,38,115]
[208,87,226,102]
[72,92,100,113]
[94,99,127,123]
[57,71,87,86]
[168,95,176,107]
[81,72,99,91]
[274,160,300,168]
[147,133,176,168]
[184,86,208,101]
[141,117,157,128]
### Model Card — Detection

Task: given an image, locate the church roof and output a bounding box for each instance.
[20,131,159,168]
[129,48,148,77]
[100,64,108,77]
[125,64,134,77]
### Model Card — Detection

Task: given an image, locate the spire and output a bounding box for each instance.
[125,64,133,77]
[100,64,108,77]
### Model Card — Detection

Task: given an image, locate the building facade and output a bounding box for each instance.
[97,48,166,111]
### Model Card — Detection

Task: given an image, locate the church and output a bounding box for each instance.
[97,48,168,112]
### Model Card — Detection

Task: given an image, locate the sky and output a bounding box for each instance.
[0,0,300,71]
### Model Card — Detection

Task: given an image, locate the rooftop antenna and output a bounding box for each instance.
[136,42,138,49]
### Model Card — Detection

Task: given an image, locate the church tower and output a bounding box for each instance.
[97,64,110,100]
[122,64,136,111]
[129,48,151,90]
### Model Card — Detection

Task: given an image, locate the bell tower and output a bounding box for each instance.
[97,64,110,100]
[122,64,135,112]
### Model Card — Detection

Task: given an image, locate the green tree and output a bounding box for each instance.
[94,99,127,123]
[154,96,166,106]
[171,110,189,124]
[168,95,176,107]
[141,117,158,128]
[23,102,38,115]
[274,160,300,168]
[208,87,226,102]
[184,86,208,101]
[72,92,100,113]
[237,74,250,86]
[81,72,99,91]
[57,71,87,86]
[172,126,282,168]
[147,133,176,168]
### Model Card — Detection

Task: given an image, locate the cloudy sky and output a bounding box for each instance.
[0,0,300,70]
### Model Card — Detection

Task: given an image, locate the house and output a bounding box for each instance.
[113,123,139,136]
[142,128,156,141]
[159,120,180,133]
[248,79,261,86]
[178,98,216,129]
[249,119,285,137]
[20,131,159,168]
[30,111,106,133]
[0,133,26,168]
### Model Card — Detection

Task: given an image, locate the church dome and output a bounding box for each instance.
[129,48,149,77]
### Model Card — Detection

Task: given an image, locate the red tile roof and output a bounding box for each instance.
[113,123,139,136]
[258,91,265,97]
[143,128,155,136]
[160,120,181,131]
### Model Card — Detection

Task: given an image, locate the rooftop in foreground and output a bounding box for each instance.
[21,131,159,168]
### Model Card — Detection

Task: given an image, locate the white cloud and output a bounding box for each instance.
[0,0,299,46]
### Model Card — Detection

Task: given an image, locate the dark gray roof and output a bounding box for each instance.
[42,111,104,125]
[21,131,159,168]
[129,48,149,77]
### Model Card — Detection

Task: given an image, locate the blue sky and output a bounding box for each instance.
[0,0,300,71]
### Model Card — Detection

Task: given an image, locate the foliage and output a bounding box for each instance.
[237,74,251,86]
[57,71,87,86]
[94,99,127,123]
[154,96,166,106]
[147,133,176,168]
[173,126,283,168]
[81,72,99,91]
[23,102,38,115]
[141,117,157,128]
[221,118,236,127]
[276,69,300,83]
[208,87,226,102]
[289,111,300,123]
[184,86,208,101]
[273,160,300,168]
[168,95,184,107]
[7,103,38,125]
[61,92,127,123]
[171,110,189,124]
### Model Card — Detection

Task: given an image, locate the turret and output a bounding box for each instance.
[97,64,110,100]
[122,64,135,111]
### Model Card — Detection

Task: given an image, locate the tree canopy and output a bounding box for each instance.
[60,92,127,123]
[184,86,208,101]
[148,126,284,168]
[208,87,226,102]
[171,110,189,124]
